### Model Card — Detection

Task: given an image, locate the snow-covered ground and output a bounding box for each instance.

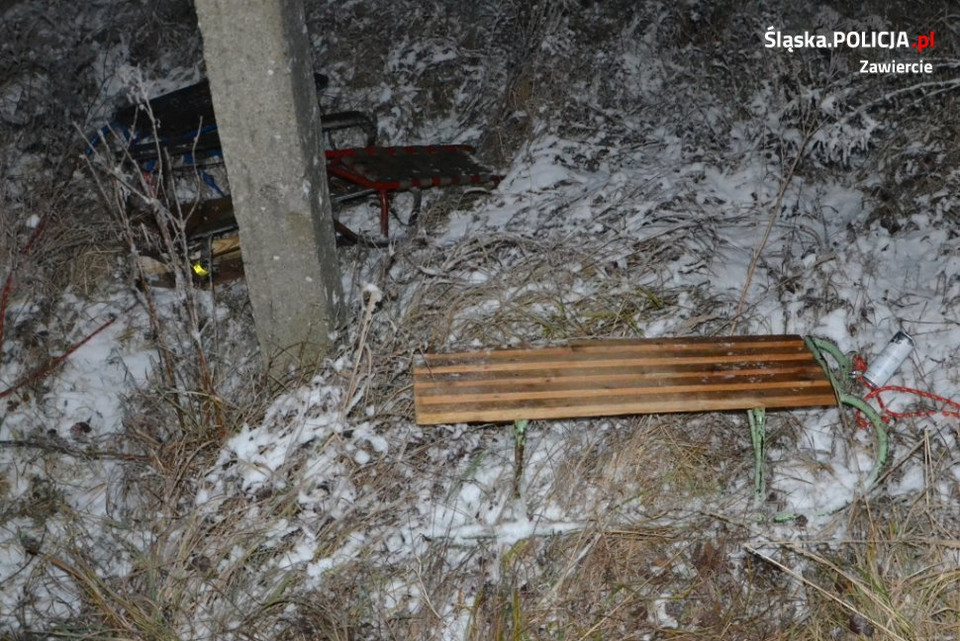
[2,1,959,639]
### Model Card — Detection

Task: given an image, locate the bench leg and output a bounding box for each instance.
[512,419,529,498]
[748,408,766,505]
[378,190,390,237]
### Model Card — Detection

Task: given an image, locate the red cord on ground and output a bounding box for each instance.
[853,353,960,428]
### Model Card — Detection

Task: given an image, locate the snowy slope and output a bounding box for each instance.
[2,1,959,639]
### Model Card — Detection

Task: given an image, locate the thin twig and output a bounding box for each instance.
[744,544,909,641]
[0,215,49,349]
[342,284,382,417]
[730,129,814,334]
[0,304,135,399]
[0,439,150,462]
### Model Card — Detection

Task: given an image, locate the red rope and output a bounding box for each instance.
[852,353,960,427]
[0,307,134,400]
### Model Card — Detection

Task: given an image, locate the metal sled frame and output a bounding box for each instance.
[93,74,502,248]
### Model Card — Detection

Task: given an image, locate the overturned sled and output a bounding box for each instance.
[90,73,502,281]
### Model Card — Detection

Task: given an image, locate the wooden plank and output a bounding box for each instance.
[418,352,818,374]
[414,363,827,390]
[420,335,810,365]
[134,236,240,277]
[413,335,836,425]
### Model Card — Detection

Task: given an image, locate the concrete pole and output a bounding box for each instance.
[193,0,344,374]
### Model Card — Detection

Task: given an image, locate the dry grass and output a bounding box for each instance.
[453,493,960,640]
[462,523,786,640]
[394,233,688,345]
[1,180,112,294]
[751,504,960,641]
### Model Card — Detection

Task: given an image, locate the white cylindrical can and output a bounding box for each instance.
[863,330,914,387]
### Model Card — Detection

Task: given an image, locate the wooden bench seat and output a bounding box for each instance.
[413,335,836,425]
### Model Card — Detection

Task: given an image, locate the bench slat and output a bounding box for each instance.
[415,363,827,390]
[419,352,819,374]
[413,335,835,425]
[420,335,811,364]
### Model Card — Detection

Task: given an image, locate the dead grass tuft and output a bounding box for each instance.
[462,518,806,640]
